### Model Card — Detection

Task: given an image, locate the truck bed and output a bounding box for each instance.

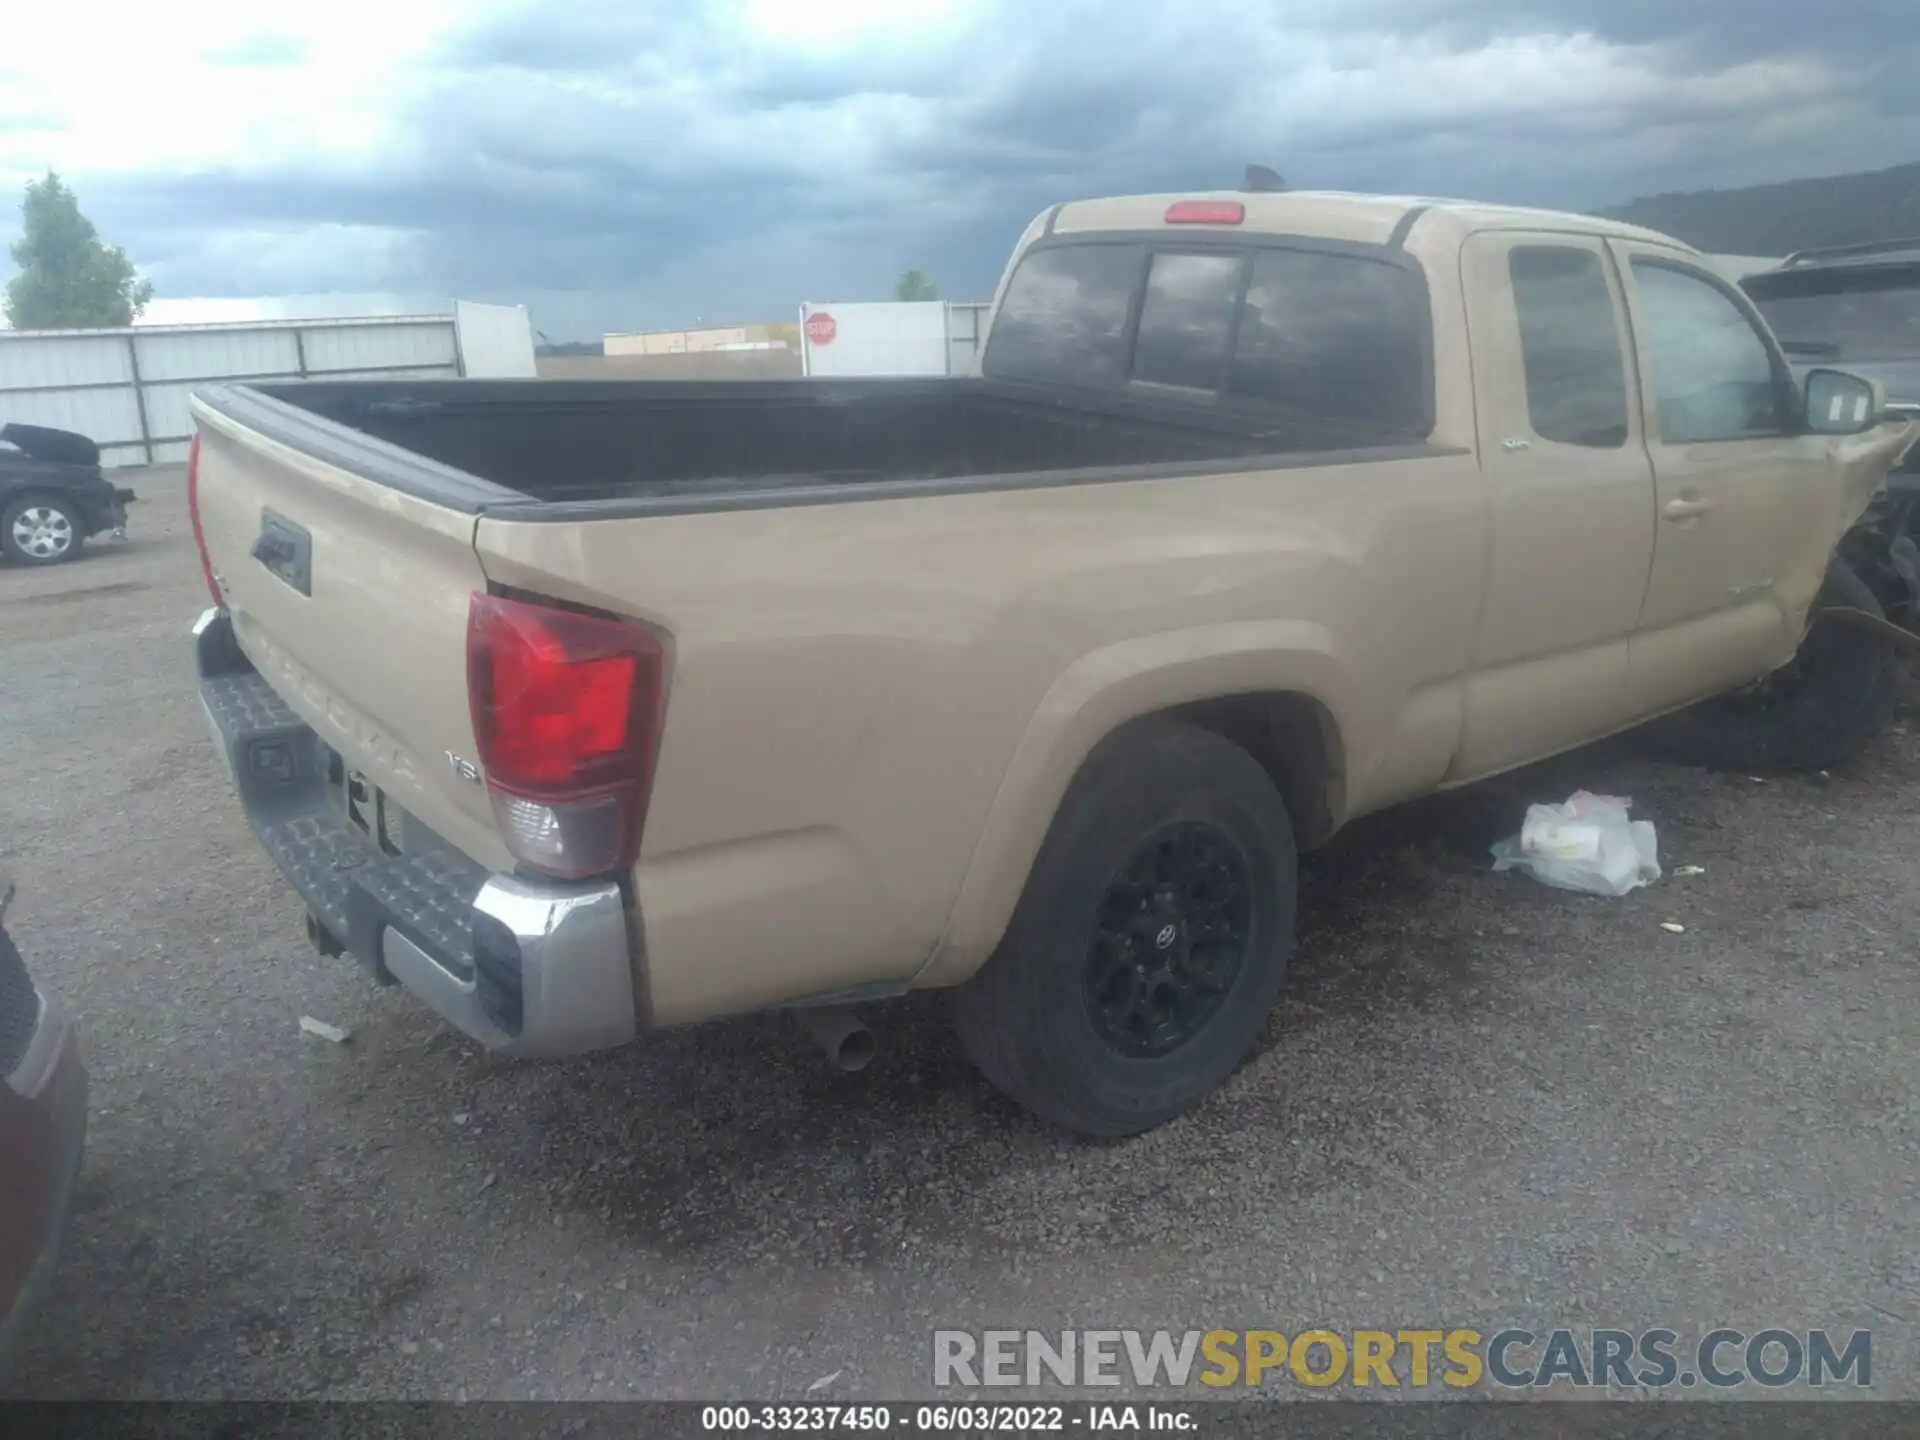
[233,377,1388,514]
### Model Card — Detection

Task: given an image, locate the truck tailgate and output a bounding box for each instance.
[191,400,510,872]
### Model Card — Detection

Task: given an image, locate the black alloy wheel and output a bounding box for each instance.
[1084,822,1253,1059]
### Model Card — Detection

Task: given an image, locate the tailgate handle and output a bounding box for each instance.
[253,509,313,596]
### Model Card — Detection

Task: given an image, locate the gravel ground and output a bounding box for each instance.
[1,467,1915,1402]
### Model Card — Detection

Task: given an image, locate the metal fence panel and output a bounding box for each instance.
[0,332,132,391]
[134,327,301,383]
[0,315,463,466]
[140,380,221,444]
[300,321,457,374]
[0,385,145,449]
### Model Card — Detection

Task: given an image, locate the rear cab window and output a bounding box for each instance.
[983,233,1432,439]
[978,245,1144,390]
[1229,248,1429,435]
[1132,253,1242,391]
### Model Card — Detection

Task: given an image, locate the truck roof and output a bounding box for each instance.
[1048,191,1696,253]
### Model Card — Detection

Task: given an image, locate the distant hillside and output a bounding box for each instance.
[535,339,601,358]
[1599,161,1920,255]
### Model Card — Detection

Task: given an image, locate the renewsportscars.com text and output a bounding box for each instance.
[932,1327,1872,1391]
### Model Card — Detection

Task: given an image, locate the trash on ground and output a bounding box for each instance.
[1673,865,1707,877]
[298,1015,350,1044]
[1660,921,1686,933]
[1490,791,1661,897]
[807,1371,843,1393]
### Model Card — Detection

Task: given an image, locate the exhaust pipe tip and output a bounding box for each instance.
[795,1005,877,1073]
[832,1025,877,1073]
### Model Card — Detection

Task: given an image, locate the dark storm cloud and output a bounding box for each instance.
[75,0,1920,334]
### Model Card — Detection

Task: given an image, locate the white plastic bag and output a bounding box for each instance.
[1490,790,1660,897]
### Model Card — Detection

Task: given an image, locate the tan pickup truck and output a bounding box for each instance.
[188,191,1916,1136]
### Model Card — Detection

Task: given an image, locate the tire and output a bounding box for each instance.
[1641,563,1899,773]
[952,718,1297,1137]
[1,495,85,566]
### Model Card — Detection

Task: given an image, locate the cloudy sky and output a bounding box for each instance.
[2,0,1915,338]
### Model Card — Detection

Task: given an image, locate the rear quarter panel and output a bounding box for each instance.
[477,447,1486,1022]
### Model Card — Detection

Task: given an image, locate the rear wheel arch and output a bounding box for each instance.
[1163,690,1345,850]
[920,682,1348,988]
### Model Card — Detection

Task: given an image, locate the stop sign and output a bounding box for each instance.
[805,311,837,346]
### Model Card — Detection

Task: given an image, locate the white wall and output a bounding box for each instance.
[799,301,952,378]
[0,306,534,466]
[454,301,538,378]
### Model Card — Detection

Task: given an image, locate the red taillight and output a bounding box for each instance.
[186,432,222,605]
[1165,200,1245,225]
[466,592,669,881]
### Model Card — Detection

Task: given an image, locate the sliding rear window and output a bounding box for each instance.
[980,244,1145,390]
[983,239,1431,437]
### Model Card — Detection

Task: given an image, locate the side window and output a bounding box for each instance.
[1629,261,1784,443]
[1508,246,1629,447]
[1228,249,1430,436]
[980,244,1143,389]
[1131,252,1242,391]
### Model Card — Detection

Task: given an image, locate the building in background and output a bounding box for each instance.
[602,322,797,356]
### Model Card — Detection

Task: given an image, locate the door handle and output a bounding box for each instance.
[1663,496,1713,521]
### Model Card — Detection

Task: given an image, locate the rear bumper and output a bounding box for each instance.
[0,973,88,1367]
[192,607,638,1057]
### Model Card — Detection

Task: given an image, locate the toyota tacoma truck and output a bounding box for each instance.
[187,191,1917,1136]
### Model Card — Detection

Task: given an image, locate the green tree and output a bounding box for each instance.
[893,268,939,302]
[5,172,154,329]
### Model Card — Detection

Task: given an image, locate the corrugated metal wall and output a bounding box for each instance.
[0,316,461,467]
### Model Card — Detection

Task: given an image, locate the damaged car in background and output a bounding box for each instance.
[0,422,134,567]
[1683,238,1920,771]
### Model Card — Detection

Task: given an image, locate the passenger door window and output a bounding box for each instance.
[1628,262,1785,443]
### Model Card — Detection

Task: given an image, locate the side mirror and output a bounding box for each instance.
[1803,368,1886,435]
